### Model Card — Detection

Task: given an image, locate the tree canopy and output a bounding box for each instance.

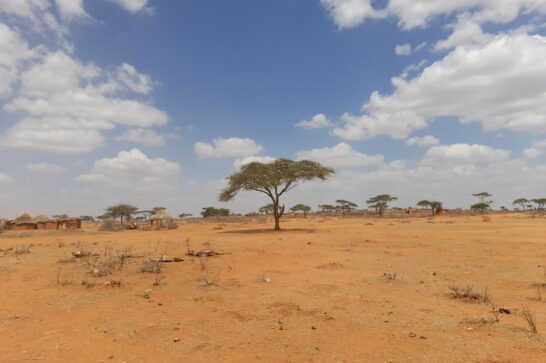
[417,200,443,216]
[367,194,398,217]
[259,204,275,215]
[335,199,358,214]
[512,198,529,210]
[290,204,311,217]
[219,159,334,230]
[471,202,490,213]
[532,198,546,210]
[105,204,138,223]
[201,207,230,218]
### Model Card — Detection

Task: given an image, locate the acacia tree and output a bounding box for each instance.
[290,204,311,217]
[318,204,336,213]
[417,200,443,216]
[105,204,138,224]
[532,198,546,210]
[136,210,154,221]
[471,192,492,213]
[259,204,275,215]
[471,202,490,213]
[473,192,492,204]
[219,159,334,231]
[512,198,529,211]
[201,207,230,218]
[178,213,192,219]
[335,199,358,215]
[367,194,398,217]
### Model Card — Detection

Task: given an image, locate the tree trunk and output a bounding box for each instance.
[274,214,281,231]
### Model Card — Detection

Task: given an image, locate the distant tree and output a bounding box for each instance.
[472,192,492,203]
[417,200,443,216]
[79,215,95,222]
[512,198,529,211]
[201,207,230,218]
[219,159,334,231]
[335,199,358,215]
[532,198,546,210]
[290,204,311,217]
[52,214,69,219]
[318,204,336,213]
[471,202,490,214]
[367,194,398,217]
[136,210,154,221]
[259,204,275,215]
[152,207,166,213]
[500,206,508,212]
[178,213,192,219]
[105,204,138,224]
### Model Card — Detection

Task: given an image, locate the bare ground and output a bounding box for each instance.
[1,214,545,362]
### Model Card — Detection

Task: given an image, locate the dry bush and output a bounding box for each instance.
[383,272,398,281]
[521,307,538,334]
[199,256,220,286]
[56,269,73,286]
[99,220,132,232]
[139,260,161,274]
[153,274,164,286]
[449,285,489,303]
[14,244,31,255]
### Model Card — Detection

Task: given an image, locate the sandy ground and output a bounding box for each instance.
[1,214,545,363]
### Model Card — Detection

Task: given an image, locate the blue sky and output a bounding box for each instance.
[1,0,546,218]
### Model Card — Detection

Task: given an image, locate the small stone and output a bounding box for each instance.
[409,332,416,338]
[467,327,473,331]
[173,338,180,342]
[419,336,427,340]
[311,326,316,330]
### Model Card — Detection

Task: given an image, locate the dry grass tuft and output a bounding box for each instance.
[449,285,489,303]
[520,307,538,334]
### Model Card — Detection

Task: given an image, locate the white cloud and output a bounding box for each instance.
[77,148,179,188]
[296,142,384,169]
[395,43,411,55]
[54,0,88,21]
[0,171,12,183]
[421,144,511,166]
[322,0,546,30]
[406,135,440,147]
[524,148,543,158]
[0,24,35,98]
[233,155,276,169]
[116,128,165,147]
[523,139,546,158]
[1,51,167,153]
[113,63,154,94]
[195,137,264,159]
[434,17,493,51]
[333,32,546,140]
[26,162,66,175]
[108,0,150,14]
[295,113,332,129]
[320,0,386,29]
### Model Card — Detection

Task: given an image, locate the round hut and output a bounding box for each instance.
[150,209,174,229]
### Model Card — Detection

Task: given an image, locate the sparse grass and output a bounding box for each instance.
[14,244,31,255]
[56,269,73,286]
[199,256,220,286]
[383,271,398,281]
[153,274,164,286]
[139,260,161,274]
[449,285,489,303]
[521,307,538,334]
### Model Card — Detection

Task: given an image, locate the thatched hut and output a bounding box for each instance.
[9,213,37,230]
[150,209,175,229]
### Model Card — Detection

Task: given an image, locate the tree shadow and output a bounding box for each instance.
[220,228,316,234]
